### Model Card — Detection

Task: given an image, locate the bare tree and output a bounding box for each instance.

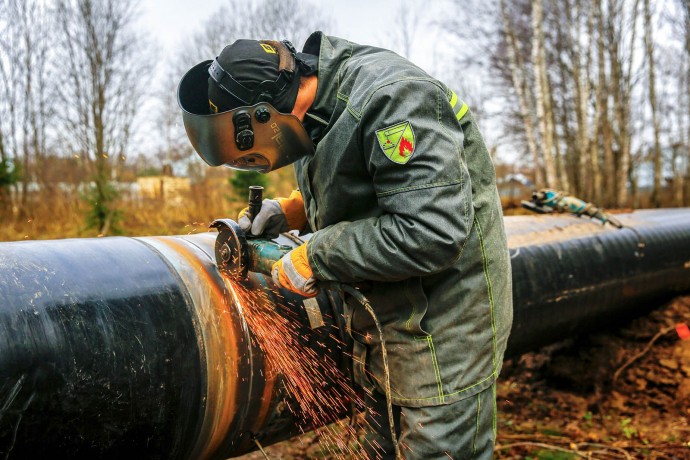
[594,0,611,204]
[655,2,687,207]
[379,0,429,60]
[54,0,152,234]
[19,0,52,202]
[553,0,594,196]
[678,0,690,205]
[0,0,21,214]
[252,0,333,46]
[555,0,583,199]
[500,0,545,187]
[175,0,333,75]
[486,0,650,206]
[685,0,690,205]
[606,0,639,207]
[644,0,663,207]
[0,0,53,217]
[447,0,690,209]
[531,0,559,189]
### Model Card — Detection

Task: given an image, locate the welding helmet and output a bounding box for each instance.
[177,40,315,172]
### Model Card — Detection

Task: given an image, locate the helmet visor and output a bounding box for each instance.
[178,60,314,172]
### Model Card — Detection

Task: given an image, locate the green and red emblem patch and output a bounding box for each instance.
[375,121,416,164]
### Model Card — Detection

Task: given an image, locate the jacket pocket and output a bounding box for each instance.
[349,277,429,335]
[346,278,450,405]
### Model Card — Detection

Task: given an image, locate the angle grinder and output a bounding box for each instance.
[210,186,294,280]
[212,189,395,444]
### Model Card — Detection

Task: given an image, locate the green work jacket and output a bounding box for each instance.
[295,32,513,407]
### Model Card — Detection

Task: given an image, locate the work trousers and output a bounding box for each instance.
[362,383,496,460]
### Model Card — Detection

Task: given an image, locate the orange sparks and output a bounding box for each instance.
[222,276,380,459]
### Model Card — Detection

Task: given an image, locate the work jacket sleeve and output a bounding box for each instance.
[307,79,474,283]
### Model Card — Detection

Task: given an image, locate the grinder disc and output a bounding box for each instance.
[209,219,249,279]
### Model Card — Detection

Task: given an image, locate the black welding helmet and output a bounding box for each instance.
[177,40,315,172]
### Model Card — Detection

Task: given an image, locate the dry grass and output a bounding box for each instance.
[0,188,243,242]
[0,168,300,242]
[2,180,685,242]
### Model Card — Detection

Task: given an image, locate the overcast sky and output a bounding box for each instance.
[142,0,439,74]
[143,0,383,49]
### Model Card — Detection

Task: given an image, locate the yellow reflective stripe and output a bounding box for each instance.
[456,102,469,121]
[449,90,458,109]
[448,89,469,121]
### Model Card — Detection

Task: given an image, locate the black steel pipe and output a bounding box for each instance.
[0,234,347,459]
[0,209,689,459]
[504,210,690,356]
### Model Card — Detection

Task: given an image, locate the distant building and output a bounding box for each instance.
[136,176,191,204]
[497,173,534,200]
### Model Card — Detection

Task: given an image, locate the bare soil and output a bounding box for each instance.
[495,294,690,459]
[238,295,690,459]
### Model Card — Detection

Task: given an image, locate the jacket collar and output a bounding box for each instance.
[301,32,353,143]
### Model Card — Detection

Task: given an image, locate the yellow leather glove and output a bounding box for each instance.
[238,190,307,238]
[271,243,318,297]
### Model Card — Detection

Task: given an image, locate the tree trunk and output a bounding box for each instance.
[609,0,640,208]
[549,82,570,191]
[500,0,544,187]
[590,0,608,204]
[548,2,571,193]
[570,0,595,197]
[630,150,640,207]
[645,0,663,207]
[681,0,690,206]
[672,145,684,206]
[532,0,559,188]
[0,130,10,217]
[596,0,618,207]
[555,51,577,192]
[20,0,33,215]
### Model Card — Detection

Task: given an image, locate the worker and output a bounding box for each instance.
[178,33,513,459]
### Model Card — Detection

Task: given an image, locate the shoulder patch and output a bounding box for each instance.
[375,121,415,164]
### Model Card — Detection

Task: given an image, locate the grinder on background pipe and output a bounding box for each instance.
[521,188,624,228]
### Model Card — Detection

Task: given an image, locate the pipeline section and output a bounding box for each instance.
[505,209,690,356]
[0,209,688,459]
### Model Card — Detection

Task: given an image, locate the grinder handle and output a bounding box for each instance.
[246,239,292,277]
[248,185,264,220]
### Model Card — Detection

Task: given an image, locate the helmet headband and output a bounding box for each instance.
[207,40,297,106]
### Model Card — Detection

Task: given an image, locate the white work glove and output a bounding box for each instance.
[238,190,307,239]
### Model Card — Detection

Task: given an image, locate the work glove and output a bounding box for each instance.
[271,242,318,297]
[238,190,307,239]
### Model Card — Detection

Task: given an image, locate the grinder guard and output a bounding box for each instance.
[178,61,314,172]
[210,219,249,279]
[210,218,294,280]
